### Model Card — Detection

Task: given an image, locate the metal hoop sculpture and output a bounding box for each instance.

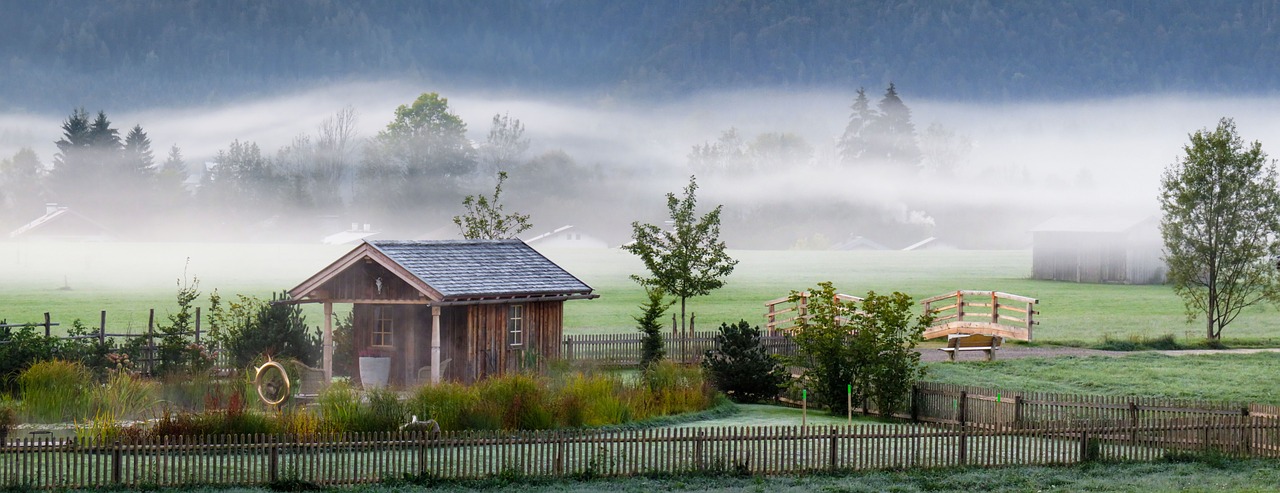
[254,359,292,407]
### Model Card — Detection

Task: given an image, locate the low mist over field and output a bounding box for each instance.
[3,81,1276,249]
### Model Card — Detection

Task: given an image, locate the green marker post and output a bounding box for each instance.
[802,389,808,428]
[847,383,852,425]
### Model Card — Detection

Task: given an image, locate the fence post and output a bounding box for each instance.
[957,390,968,465]
[991,292,999,324]
[1242,407,1252,456]
[43,312,51,337]
[564,337,574,362]
[695,431,706,471]
[828,426,838,470]
[416,431,427,476]
[910,385,920,422]
[956,291,964,322]
[112,440,122,484]
[1079,429,1090,462]
[1129,402,1139,445]
[99,310,107,339]
[1014,395,1023,429]
[194,307,201,342]
[147,309,156,375]
[554,431,565,475]
[269,435,279,483]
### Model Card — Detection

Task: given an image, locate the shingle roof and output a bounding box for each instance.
[366,239,593,299]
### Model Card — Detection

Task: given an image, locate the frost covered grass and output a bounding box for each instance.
[3,242,1278,344]
[924,352,1280,405]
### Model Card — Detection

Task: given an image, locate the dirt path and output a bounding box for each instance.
[918,345,1280,362]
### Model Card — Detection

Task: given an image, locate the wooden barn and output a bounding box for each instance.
[287,239,597,386]
[1030,215,1166,285]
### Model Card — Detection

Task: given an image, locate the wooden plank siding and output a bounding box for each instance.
[314,260,425,302]
[468,302,563,381]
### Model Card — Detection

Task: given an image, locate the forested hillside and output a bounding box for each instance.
[2,0,1278,111]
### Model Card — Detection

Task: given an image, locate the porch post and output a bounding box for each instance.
[406,307,417,385]
[322,302,333,383]
[431,305,442,383]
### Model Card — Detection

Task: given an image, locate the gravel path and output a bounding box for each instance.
[918,345,1280,362]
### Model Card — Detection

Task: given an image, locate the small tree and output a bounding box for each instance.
[153,275,200,376]
[702,320,788,403]
[1160,117,1280,340]
[623,175,737,336]
[849,291,931,417]
[453,171,533,239]
[788,282,859,414]
[789,282,930,416]
[635,287,670,370]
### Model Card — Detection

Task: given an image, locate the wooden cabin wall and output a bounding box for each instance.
[319,262,421,301]
[1032,232,1127,283]
[466,301,564,381]
[352,303,424,387]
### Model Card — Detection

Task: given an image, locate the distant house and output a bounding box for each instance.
[288,239,597,386]
[524,225,609,249]
[831,235,889,251]
[8,204,113,241]
[1030,215,1165,285]
[901,237,956,251]
[322,223,378,245]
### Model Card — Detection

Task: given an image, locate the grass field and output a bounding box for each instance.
[2,242,1278,344]
[923,352,1280,404]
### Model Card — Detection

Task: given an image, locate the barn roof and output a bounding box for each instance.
[287,239,595,304]
[1029,215,1156,233]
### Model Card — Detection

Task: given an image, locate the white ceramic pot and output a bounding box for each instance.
[358,356,391,389]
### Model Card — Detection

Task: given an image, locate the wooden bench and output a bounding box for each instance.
[939,334,1001,361]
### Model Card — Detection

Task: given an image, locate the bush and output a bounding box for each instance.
[702,320,788,403]
[226,291,321,368]
[0,324,60,394]
[18,360,92,422]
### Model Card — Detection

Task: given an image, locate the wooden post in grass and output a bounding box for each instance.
[147,309,155,375]
[194,307,201,342]
[43,312,50,337]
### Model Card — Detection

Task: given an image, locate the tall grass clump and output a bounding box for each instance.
[477,373,554,430]
[632,361,712,419]
[18,360,92,422]
[349,387,405,432]
[406,381,481,430]
[317,381,360,432]
[90,369,159,420]
[554,372,630,427]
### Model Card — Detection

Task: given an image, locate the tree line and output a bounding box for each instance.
[3,0,1280,111]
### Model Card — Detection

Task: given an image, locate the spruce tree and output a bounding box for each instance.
[838,88,876,166]
[635,287,670,370]
[866,83,922,169]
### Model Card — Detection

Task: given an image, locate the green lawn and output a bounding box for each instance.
[923,352,1280,404]
[2,242,1277,344]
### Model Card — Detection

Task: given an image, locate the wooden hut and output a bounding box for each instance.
[1030,215,1166,285]
[287,239,597,386]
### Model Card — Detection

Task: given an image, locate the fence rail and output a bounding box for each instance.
[1,417,1277,489]
[921,291,1039,341]
[0,310,214,374]
[562,332,799,366]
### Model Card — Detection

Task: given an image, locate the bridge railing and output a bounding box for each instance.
[764,291,864,334]
[921,290,1039,341]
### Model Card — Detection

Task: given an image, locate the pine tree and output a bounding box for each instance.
[838,88,876,166]
[865,83,922,169]
[122,125,155,178]
[635,287,670,370]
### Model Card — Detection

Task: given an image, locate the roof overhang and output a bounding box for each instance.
[287,242,444,303]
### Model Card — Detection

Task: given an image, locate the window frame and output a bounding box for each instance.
[371,306,394,348]
[507,304,524,347]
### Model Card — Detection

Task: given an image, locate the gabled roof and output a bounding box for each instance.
[1029,215,1156,233]
[9,206,113,239]
[289,239,595,304]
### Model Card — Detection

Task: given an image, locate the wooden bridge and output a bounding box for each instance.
[920,290,1039,341]
[763,289,1039,342]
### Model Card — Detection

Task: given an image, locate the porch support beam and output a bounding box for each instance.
[322,302,333,383]
[431,305,442,384]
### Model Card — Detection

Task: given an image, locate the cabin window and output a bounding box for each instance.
[372,307,394,348]
[507,305,524,346]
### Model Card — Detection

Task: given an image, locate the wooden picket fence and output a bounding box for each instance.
[906,382,1275,429]
[562,332,799,366]
[2,416,1278,488]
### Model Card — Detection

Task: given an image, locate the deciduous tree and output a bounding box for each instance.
[624,175,737,336]
[452,171,531,239]
[1159,117,1280,340]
